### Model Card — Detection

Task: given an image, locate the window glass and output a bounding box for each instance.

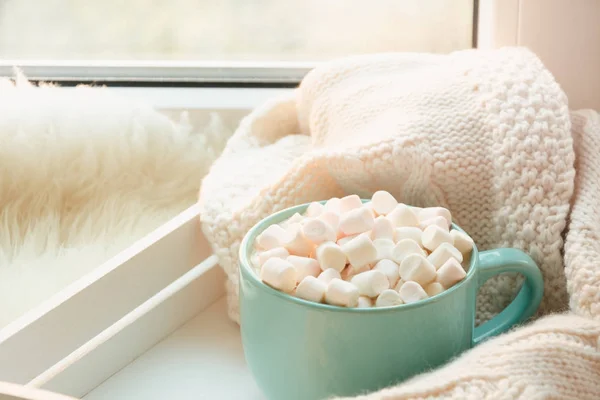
[0,0,474,61]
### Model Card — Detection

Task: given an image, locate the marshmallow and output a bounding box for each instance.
[371,190,398,215]
[302,218,337,244]
[251,253,261,273]
[325,278,359,307]
[324,197,341,214]
[257,247,290,266]
[427,242,463,270]
[315,242,347,272]
[357,296,374,308]
[339,194,363,214]
[375,289,404,307]
[285,212,303,226]
[341,233,378,268]
[252,197,471,306]
[395,227,423,246]
[318,268,342,284]
[337,233,360,247]
[260,258,297,292]
[422,225,453,252]
[419,216,449,231]
[351,270,390,297]
[318,211,341,235]
[341,264,370,281]
[306,202,325,218]
[295,276,327,303]
[398,253,436,286]
[393,279,406,292]
[371,216,395,240]
[255,224,289,251]
[387,204,419,228]
[363,201,377,217]
[287,256,321,282]
[373,238,395,261]
[451,230,475,255]
[398,281,428,304]
[373,259,400,287]
[424,282,445,297]
[284,223,314,257]
[339,207,375,235]
[418,207,452,227]
[392,239,425,264]
[436,258,467,288]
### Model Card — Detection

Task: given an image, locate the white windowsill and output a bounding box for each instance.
[57,86,294,111]
[107,87,292,111]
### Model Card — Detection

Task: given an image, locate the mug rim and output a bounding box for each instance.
[239,200,478,314]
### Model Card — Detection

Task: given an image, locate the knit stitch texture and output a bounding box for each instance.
[199,48,575,325]
[565,110,600,318]
[333,314,600,400]
[330,110,600,399]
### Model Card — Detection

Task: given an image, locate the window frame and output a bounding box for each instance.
[0,61,313,86]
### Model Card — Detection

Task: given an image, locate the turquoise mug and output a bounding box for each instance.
[239,202,544,400]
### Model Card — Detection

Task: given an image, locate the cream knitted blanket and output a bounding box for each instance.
[199,48,600,398]
[329,111,600,400]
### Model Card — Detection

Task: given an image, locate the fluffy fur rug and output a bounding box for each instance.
[0,74,230,328]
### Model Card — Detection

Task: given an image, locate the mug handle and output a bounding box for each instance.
[472,248,544,345]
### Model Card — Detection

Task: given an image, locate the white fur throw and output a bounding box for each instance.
[0,76,228,328]
[199,48,574,324]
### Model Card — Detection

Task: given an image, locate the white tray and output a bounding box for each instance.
[83,298,263,399]
[0,204,263,399]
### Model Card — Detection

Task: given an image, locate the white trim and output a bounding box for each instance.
[0,382,77,400]
[0,61,315,84]
[105,87,293,110]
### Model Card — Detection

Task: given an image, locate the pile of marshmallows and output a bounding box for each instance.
[252,191,474,308]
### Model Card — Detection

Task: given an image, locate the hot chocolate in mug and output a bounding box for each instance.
[239,201,544,400]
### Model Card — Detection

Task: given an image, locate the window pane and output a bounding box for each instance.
[0,0,473,61]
